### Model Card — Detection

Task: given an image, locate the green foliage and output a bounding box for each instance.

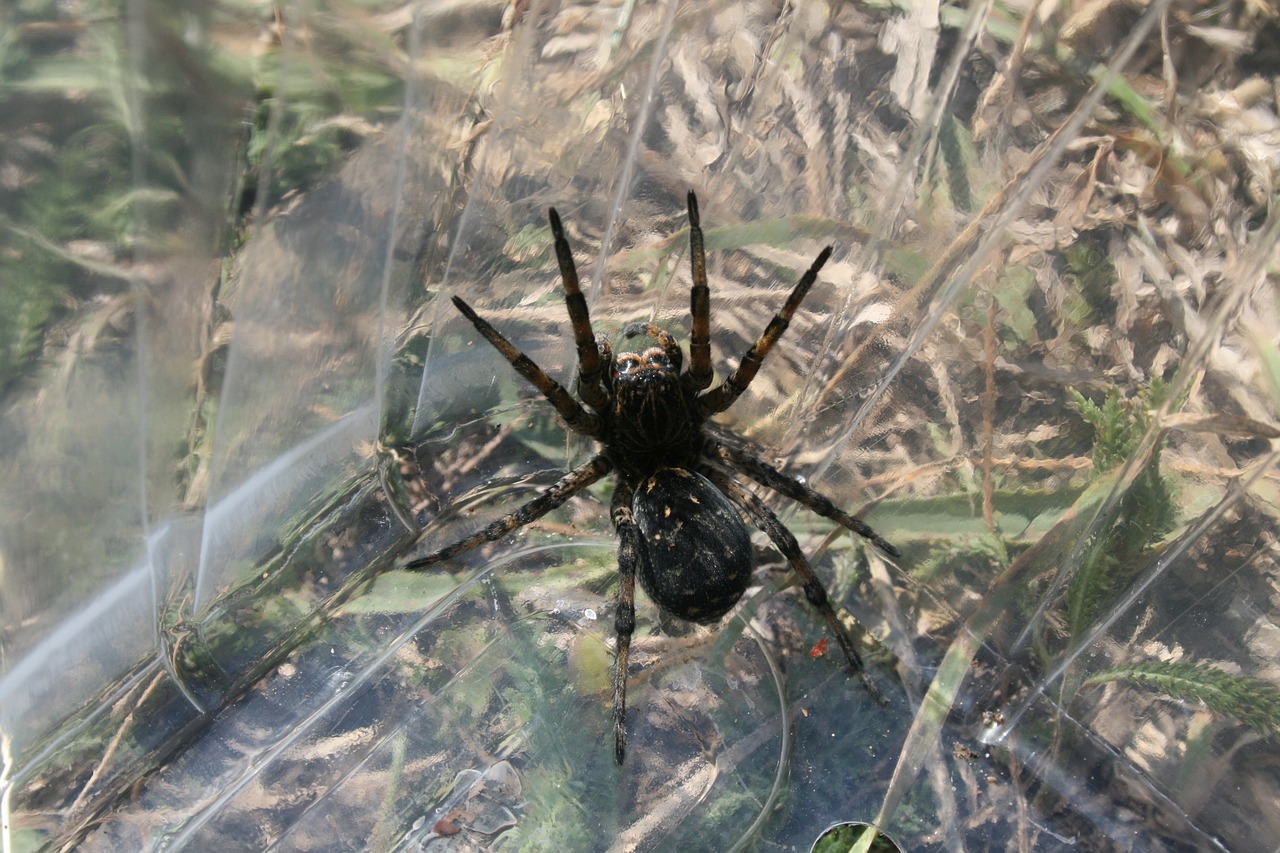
[0,244,63,392]
[920,111,978,219]
[914,533,1009,586]
[244,47,402,208]
[0,125,134,391]
[507,767,595,852]
[938,112,975,213]
[503,222,555,267]
[0,3,251,392]
[244,91,350,205]
[1062,235,1117,323]
[1065,381,1175,637]
[812,822,903,853]
[1070,381,1163,472]
[1086,660,1280,739]
[991,264,1039,346]
[1247,326,1280,417]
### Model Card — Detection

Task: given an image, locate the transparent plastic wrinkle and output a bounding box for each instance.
[194,404,378,610]
[1067,515,1274,852]
[196,120,441,604]
[72,563,787,852]
[10,0,1276,851]
[2,514,208,789]
[1,17,255,837]
[69,567,475,851]
[955,518,1260,852]
[0,360,147,667]
[0,538,156,758]
[988,691,1228,852]
[414,323,574,443]
[2,51,219,681]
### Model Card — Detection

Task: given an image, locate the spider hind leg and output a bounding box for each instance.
[714,441,899,558]
[610,483,641,764]
[701,466,888,705]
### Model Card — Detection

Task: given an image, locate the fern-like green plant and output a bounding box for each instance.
[1086,660,1280,740]
[1064,381,1175,638]
[1065,384,1280,742]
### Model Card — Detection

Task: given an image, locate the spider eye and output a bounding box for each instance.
[639,347,674,371]
[615,353,641,375]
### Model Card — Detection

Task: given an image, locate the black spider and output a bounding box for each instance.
[405,192,898,764]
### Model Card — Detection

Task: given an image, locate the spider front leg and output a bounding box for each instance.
[714,442,899,558]
[701,467,888,704]
[450,295,601,436]
[685,191,713,392]
[548,208,609,410]
[698,244,833,415]
[402,455,612,569]
[609,482,641,764]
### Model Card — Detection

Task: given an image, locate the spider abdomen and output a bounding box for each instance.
[632,468,753,624]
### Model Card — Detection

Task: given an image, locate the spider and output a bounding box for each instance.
[404,192,898,764]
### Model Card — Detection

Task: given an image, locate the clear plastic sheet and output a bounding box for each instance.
[3,1,1279,852]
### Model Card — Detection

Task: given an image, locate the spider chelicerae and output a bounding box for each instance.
[405,192,898,764]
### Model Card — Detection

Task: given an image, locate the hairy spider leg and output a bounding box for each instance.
[594,334,614,394]
[714,442,900,558]
[685,191,714,391]
[623,321,683,371]
[450,295,601,436]
[610,482,641,764]
[403,455,612,570]
[548,208,608,410]
[698,245,834,415]
[703,467,888,704]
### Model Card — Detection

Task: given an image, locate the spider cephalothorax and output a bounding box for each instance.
[608,325,703,470]
[405,192,898,763]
